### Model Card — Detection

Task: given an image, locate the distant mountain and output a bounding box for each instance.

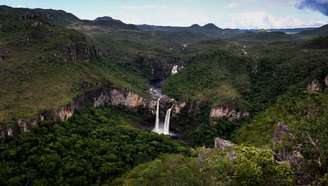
[137,23,245,39]
[231,31,293,41]
[298,24,328,37]
[0,5,80,26]
[268,28,316,34]
[0,5,138,30]
[138,23,221,32]
[203,23,221,30]
[85,16,139,30]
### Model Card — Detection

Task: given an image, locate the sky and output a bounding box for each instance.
[1,0,328,29]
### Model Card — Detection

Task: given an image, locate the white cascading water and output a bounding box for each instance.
[163,105,174,135]
[153,96,163,133]
[171,65,178,75]
[153,95,174,135]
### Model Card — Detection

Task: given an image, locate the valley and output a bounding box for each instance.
[0,4,328,186]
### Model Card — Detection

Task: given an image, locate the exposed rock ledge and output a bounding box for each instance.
[0,87,148,138]
[210,106,249,121]
[214,137,235,150]
[307,74,328,93]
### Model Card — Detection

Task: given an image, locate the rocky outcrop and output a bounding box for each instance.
[210,106,249,121]
[324,75,328,87]
[214,137,235,150]
[174,102,186,114]
[307,79,322,93]
[214,138,236,160]
[94,89,145,109]
[273,122,296,161]
[307,74,328,93]
[273,122,291,144]
[62,43,101,63]
[0,87,147,137]
[55,105,75,121]
[273,122,308,185]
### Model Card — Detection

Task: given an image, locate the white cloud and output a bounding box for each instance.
[226,3,239,8]
[116,5,211,26]
[227,11,326,29]
[120,5,163,11]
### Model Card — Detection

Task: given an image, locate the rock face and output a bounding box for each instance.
[62,43,101,63]
[94,89,145,109]
[210,106,249,121]
[174,102,186,114]
[273,122,307,185]
[273,122,296,161]
[0,87,147,137]
[55,105,75,122]
[307,79,322,93]
[214,137,235,150]
[307,74,328,93]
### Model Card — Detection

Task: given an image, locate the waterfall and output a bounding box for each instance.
[171,65,178,75]
[154,96,163,133]
[153,96,174,135]
[163,105,174,135]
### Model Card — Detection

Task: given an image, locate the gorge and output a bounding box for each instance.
[1,4,328,186]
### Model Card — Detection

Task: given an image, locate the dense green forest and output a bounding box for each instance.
[116,146,293,186]
[1,5,328,186]
[0,107,188,185]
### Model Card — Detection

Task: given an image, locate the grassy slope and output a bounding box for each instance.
[235,91,328,147]
[162,50,251,108]
[163,38,328,111]
[0,13,149,123]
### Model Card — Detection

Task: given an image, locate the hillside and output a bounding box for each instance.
[0,6,149,125]
[1,4,328,186]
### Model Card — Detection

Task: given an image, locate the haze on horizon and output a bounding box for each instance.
[1,0,328,29]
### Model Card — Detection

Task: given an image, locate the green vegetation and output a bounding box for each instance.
[163,50,251,108]
[171,103,239,147]
[2,5,328,185]
[116,146,293,186]
[0,107,188,185]
[0,8,149,123]
[235,91,328,184]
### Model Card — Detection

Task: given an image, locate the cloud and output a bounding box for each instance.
[120,5,163,11]
[297,0,328,15]
[226,3,239,8]
[116,5,211,26]
[227,11,325,29]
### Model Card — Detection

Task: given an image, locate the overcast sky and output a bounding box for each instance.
[1,0,328,29]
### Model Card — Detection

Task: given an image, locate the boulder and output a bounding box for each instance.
[307,79,321,93]
[214,137,235,150]
[210,106,249,121]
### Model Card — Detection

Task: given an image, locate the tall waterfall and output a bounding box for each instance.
[163,105,174,135]
[153,96,174,135]
[154,96,163,133]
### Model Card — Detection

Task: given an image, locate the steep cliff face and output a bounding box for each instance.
[210,106,249,121]
[214,137,235,150]
[0,87,147,137]
[272,122,309,185]
[93,89,145,109]
[62,43,101,63]
[145,56,182,80]
[307,79,322,93]
[307,74,328,93]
